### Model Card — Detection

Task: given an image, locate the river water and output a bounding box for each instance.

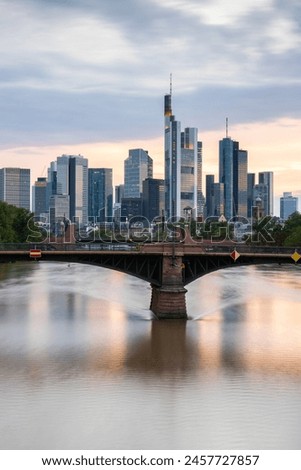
[0,261,301,450]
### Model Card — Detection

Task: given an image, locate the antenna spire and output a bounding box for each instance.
[226,117,229,138]
[170,73,172,96]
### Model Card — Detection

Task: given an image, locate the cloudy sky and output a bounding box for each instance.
[0,0,301,213]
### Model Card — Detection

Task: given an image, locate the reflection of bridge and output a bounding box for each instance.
[0,241,300,319]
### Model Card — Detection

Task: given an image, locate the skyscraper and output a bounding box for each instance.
[54,154,88,225]
[233,149,248,218]
[88,168,113,223]
[164,91,202,220]
[0,168,30,211]
[124,149,153,199]
[164,92,181,219]
[247,173,255,218]
[205,175,215,217]
[32,177,47,217]
[280,192,298,220]
[219,137,236,219]
[258,172,274,216]
[219,131,248,219]
[142,178,164,222]
[69,155,88,226]
[205,175,225,218]
[46,161,57,211]
[49,194,70,235]
[180,127,203,219]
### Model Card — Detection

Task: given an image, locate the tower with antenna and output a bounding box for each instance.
[164,76,203,220]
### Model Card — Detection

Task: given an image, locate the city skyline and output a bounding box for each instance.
[0,0,300,214]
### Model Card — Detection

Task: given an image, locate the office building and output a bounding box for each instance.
[212,183,225,217]
[121,198,142,221]
[115,184,124,204]
[280,192,298,220]
[54,154,88,225]
[0,167,30,211]
[49,194,70,235]
[247,173,255,218]
[219,131,248,219]
[219,137,236,219]
[124,149,153,199]
[258,171,274,216]
[32,177,47,217]
[142,178,164,222]
[164,92,203,220]
[46,161,57,211]
[233,149,248,218]
[88,168,113,223]
[205,175,215,218]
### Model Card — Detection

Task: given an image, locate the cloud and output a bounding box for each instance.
[0,0,300,212]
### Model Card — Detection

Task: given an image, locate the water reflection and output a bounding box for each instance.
[0,261,301,449]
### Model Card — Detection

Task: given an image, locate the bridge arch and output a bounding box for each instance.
[182,253,299,286]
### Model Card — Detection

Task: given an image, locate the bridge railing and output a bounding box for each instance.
[201,245,300,255]
[0,243,138,252]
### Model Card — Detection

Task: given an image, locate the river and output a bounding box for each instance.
[0,261,301,449]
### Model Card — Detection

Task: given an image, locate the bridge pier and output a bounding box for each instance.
[150,254,188,320]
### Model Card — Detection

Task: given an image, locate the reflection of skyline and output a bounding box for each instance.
[0,262,301,385]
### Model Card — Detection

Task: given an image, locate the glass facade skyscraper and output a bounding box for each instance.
[164,93,202,220]
[142,178,164,222]
[219,138,236,219]
[53,154,88,225]
[33,177,47,217]
[247,173,255,218]
[124,149,153,199]
[233,149,248,218]
[0,167,30,211]
[88,168,113,223]
[219,137,248,219]
[258,171,274,216]
[280,192,298,220]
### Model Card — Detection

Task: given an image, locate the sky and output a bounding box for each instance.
[0,0,301,214]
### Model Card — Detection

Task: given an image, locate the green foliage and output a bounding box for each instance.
[0,201,37,243]
[280,212,301,246]
[251,212,301,247]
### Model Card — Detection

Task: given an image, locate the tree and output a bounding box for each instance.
[0,201,38,243]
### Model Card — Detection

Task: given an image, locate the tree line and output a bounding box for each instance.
[0,200,300,246]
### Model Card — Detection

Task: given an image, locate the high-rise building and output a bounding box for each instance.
[0,167,30,211]
[219,137,236,219]
[54,154,88,225]
[142,178,164,222]
[233,149,248,218]
[88,168,113,223]
[164,93,181,220]
[46,161,57,211]
[124,149,153,199]
[212,183,225,217]
[49,194,70,235]
[219,133,248,219]
[115,184,124,204]
[121,198,142,221]
[258,172,274,216]
[280,192,298,220]
[247,173,255,218]
[32,177,47,217]
[205,175,215,218]
[180,127,203,219]
[164,92,202,220]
